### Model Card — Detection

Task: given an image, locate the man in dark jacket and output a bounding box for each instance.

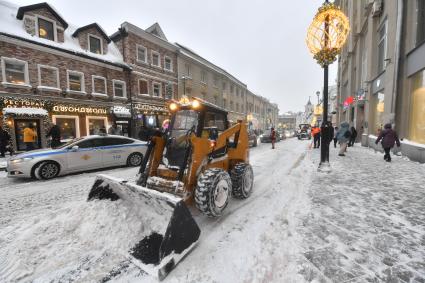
[375,123,401,162]
[46,124,61,148]
[0,126,11,157]
[348,126,357,147]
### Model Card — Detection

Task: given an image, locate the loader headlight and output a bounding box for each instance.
[11,157,34,163]
[191,100,200,109]
[169,103,178,111]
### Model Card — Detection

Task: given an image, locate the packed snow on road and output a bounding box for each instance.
[0,138,424,282]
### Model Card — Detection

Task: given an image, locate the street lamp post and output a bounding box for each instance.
[306,0,350,170]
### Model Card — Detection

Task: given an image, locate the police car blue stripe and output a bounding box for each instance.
[17,143,147,159]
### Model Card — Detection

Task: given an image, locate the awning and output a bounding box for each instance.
[2,107,48,116]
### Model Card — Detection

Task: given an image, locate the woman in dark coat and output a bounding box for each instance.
[375,123,401,162]
[348,126,357,147]
[47,124,61,148]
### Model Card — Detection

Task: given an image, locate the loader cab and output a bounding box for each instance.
[164,98,229,168]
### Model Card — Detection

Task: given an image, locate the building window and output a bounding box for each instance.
[38,65,59,89]
[52,115,80,139]
[1,57,29,85]
[409,70,425,144]
[230,84,234,93]
[164,57,172,71]
[139,79,149,95]
[67,70,85,92]
[377,21,387,73]
[373,92,385,134]
[136,45,147,63]
[213,76,219,88]
[37,17,55,41]
[165,83,173,99]
[201,71,207,84]
[113,80,126,98]
[92,75,107,95]
[151,51,160,67]
[417,0,425,46]
[87,116,109,135]
[88,35,102,54]
[153,82,161,97]
[222,82,226,91]
[185,64,191,77]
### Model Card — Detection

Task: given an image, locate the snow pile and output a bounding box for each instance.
[0,0,125,65]
[0,194,165,282]
[2,107,48,116]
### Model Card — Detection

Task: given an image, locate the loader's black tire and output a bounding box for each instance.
[195,168,232,217]
[231,163,254,199]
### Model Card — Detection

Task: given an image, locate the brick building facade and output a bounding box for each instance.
[0,2,130,152]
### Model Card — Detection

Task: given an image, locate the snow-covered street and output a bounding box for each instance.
[0,138,424,282]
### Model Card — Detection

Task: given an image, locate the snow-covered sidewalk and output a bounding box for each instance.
[299,144,425,282]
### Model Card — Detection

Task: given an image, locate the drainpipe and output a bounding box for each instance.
[390,0,404,129]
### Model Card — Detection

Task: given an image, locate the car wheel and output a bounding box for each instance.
[38,161,60,180]
[127,152,143,167]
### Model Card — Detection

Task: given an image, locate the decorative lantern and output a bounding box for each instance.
[306,2,350,67]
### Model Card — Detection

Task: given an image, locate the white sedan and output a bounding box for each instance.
[7,135,147,180]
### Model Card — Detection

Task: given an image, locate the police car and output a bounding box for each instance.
[7,135,147,180]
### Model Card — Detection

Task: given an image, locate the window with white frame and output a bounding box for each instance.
[38,65,59,89]
[201,70,207,84]
[92,75,107,95]
[113,80,126,98]
[37,17,55,41]
[151,51,160,67]
[1,57,29,85]
[164,56,172,71]
[377,21,387,73]
[185,64,191,77]
[152,82,161,97]
[139,79,149,95]
[213,76,219,87]
[88,34,102,54]
[67,70,84,92]
[165,82,173,99]
[136,45,147,63]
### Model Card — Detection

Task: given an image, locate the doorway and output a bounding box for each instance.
[14,119,41,151]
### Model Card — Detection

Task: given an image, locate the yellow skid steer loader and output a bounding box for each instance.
[88,96,254,280]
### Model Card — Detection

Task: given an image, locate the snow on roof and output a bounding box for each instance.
[0,0,125,66]
[176,42,247,87]
[2,107,48,116]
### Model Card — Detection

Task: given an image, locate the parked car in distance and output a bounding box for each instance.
[297,124,312,140]
[248,129,258,147]
[7,135,147,180]
[260,129,281,143]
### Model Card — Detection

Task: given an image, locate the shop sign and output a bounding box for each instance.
[3,98,45,109]
[112,105,131,118]
[134,103,168,113]
[52,105,107,114]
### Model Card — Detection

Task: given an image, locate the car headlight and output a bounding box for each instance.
[260,135,263,138]
[10,157,34,163]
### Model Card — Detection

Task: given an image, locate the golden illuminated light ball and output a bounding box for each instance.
[306,3,350,65]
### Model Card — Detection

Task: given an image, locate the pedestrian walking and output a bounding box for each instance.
[108,122,123,135]
[348,126,357,147]
[46,123,61,148]
[336,122,351,156]
[270,127,276,149]
[23,124,37,151]
[375,123,401,162]
[312,126,321,148]
[0,126,11,157]
[333,126,339,148]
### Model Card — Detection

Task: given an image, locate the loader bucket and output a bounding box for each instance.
[88,174,201,280]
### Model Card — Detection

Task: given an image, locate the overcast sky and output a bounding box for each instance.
[13,0,338,113]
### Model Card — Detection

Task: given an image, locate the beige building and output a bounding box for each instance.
[336,0,425,163]
[176,43,278,130]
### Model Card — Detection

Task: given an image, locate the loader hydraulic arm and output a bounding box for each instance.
[214,121,243,149]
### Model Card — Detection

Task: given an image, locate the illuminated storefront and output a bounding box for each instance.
[0,96,112,151]
[133,103,170,134]
[409,71,425,144]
